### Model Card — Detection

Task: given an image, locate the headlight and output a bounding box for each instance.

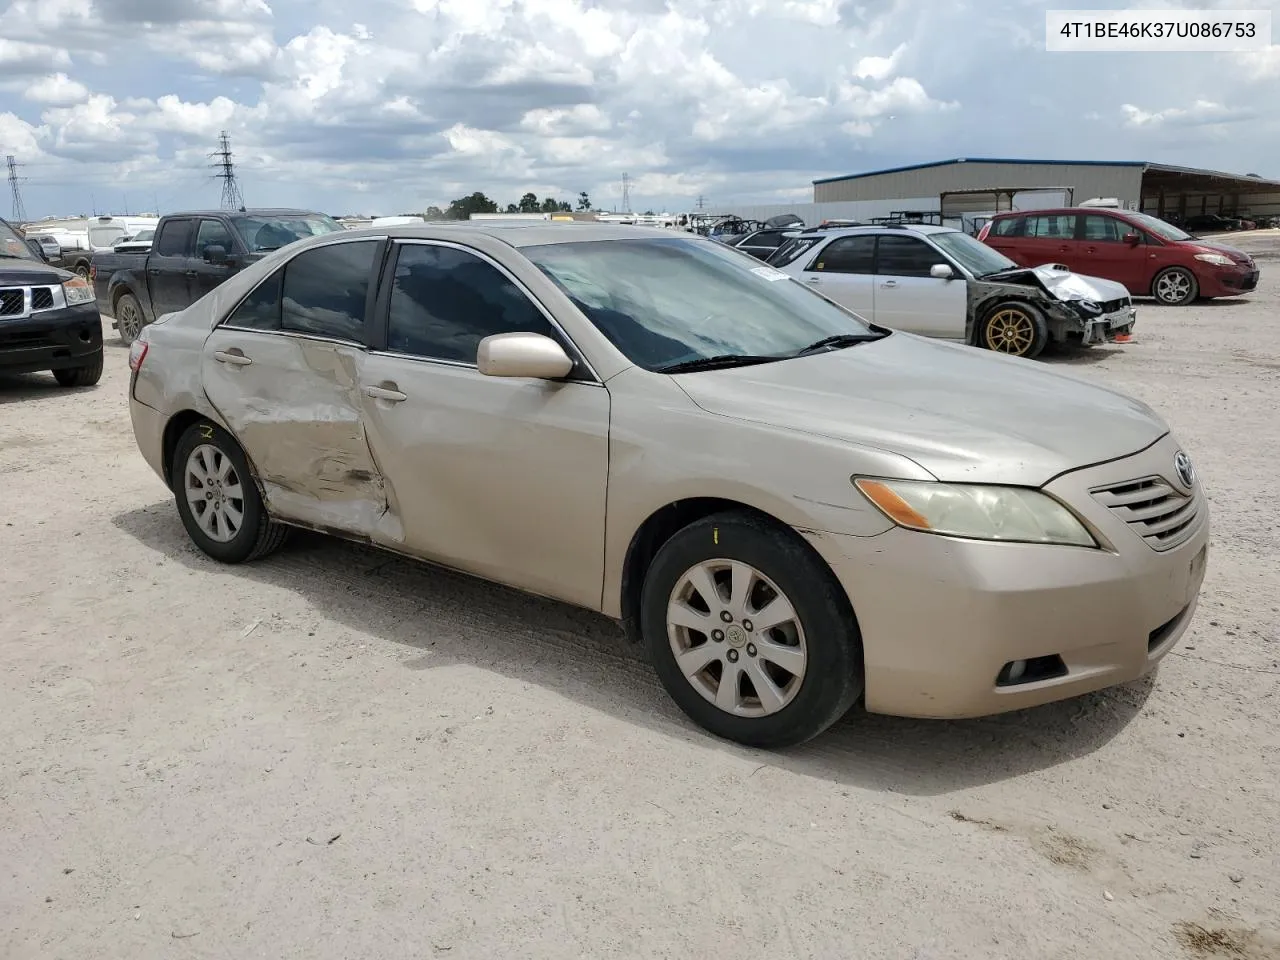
[62,276,95,306]
[1072,299,1102,317]
[854,478,1097,547]
[1193,253,1234,267]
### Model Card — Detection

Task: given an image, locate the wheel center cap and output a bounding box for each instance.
[726,625,747,648]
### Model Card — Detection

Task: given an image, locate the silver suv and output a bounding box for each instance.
[770,223,1136,359]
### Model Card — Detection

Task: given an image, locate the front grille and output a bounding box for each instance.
[0,288,24,316]
[1096,297,1130,315]
[1091,476,1202,551]
[30,287,54,310]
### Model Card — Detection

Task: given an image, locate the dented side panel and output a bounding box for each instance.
[200,328,401,541]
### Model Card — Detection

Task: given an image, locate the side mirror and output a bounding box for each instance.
[930,263,955,280]
[1123,232,1142,246]
[203,244,228,263]
[477,332,574,380]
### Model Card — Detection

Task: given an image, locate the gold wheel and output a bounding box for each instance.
[984,307,1036,356]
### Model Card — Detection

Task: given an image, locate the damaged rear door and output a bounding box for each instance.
[200,237,397,539]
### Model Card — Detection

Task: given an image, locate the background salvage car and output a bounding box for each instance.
[127,221,1205,750]
[771,223,1135,358]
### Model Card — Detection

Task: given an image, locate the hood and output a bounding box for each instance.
[1028,265,1130,303]
[674,334,1168,487]
[0,260,74,284]
[1190,240,1255,265]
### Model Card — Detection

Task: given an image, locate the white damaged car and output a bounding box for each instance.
[768,223,1136,359]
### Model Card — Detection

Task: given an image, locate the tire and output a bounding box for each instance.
[1151,267,1199,306]
[73,262,90,280]
[52,349,104,387]
[979,301,1049,359]
[115,293,146,346]
[171,420,289,564]
[640,511,863,748]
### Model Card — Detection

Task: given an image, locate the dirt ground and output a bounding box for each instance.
[3,233,1279,960]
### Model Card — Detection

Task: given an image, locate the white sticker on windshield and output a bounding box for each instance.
[750,266,790,282]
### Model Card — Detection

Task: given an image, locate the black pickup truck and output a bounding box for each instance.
[1,215,103,387]
[91,208,344,345]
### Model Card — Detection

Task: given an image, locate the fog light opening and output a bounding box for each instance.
[996,655,1068,688]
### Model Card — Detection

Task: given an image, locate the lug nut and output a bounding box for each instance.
[743,619,753,632]
[712,629,725,642]
[746,644,757,657]
[720,610,733,623]
[727,649,739,663]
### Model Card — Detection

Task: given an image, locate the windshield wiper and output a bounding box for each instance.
[657,354,781,374]
[793,332,887,357]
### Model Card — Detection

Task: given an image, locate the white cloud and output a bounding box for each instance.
[23,73,89,105]
[1121,99,1254,128]
[854,43,906,81]
[0,39,73,73]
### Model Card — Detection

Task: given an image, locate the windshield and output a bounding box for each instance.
[523,237,876,372]
[769,235,821,267]
[1126,211,1193,242]
[930,230,1018,277]
[235,214,344,253]
[0,219,37,261]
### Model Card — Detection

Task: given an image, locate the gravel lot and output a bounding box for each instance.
[3,233,1279,960]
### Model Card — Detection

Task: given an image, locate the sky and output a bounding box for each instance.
[1,0,1277,219]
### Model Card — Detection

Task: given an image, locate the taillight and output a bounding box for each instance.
[128,340,149,373]
[89,264,97,280]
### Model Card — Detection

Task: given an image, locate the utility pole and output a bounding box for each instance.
[210,130,245,211]
[621,173,631,214]
[6,156,28,223]
[696,194,707,211]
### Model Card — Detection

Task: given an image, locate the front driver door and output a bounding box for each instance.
[200,238,392,538]
[871,234,967,339]
[796,235,876,321]
[358,239,610,610]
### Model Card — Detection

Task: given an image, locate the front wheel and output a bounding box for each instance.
[172,420,289,564]
[980,302,1048,359]
[640,512,863,748]
[52,350,103,387]
[1152,267,1199,306]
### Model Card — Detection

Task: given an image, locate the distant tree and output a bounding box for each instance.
[540,196,561,213]
[505,203,519,213]
[643,209,654,216]
[577,191,591,211]
[425,205,445,220]
[518,192,540,213]
[558,201,572,212]
[445,192,498,220]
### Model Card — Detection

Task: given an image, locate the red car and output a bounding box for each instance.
[977,208,1260,306]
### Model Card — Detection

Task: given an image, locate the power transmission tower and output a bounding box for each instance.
[621,173,631,214]
[6,156,28,223]
[210,131,245,211]
[696,194,707,210]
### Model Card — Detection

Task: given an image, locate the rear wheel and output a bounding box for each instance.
[172,420,289,564]
[641,512,863,748]
[52,350,104,387]
[115,293,145,346]
[980,302,1048,359]
[1152,267,1198,306]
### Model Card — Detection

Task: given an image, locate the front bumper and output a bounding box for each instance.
[1047,302,1137,345]
[0,303,103,374]
[806,433,1208,719]
[1198,265,1259,297]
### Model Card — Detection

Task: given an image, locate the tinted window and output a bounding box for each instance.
[387,244,559,363]
[992,217,1021,237]
[280,241,377,342]
[1024,214,1077,239]
[770,236,820,267]
[154,219,194,257]
[875,235,948,278]
[742,230,785,249]
[225,270,283,331]
[1082,215,1124,242]
[235,214,345,253]
[197,219,234,254]
[809,236,875,274]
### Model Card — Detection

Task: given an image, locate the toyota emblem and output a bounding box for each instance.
[1174,451,1196,490]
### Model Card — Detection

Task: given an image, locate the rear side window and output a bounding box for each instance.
[1082,215,1123,242]
[743,230,785,249]
[1024,215,1077,239]
[874,235,947,278]
[154,219,194,257]
[809,236,875,274]
[225,270,283,331]
[386,243,560,363]
[280,241,378,342]
[992,217,1021,237]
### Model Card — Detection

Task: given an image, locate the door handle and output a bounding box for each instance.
[185,270,198,278]
[363,384,407,403]
[1058,245,1071,252]
[213,350,253,366]
[805,277,822,284]
[880,280,898,288]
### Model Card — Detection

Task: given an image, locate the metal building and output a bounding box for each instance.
[812,157,1280,223]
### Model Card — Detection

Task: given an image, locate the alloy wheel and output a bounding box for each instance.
[184,444,246,543]
[117,299,143,343]
[1156,270,1193,304]
[985,308,1035,355]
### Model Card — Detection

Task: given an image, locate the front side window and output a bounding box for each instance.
[280,241,377,342]
[197,219,235,255]
[1126,211,1190,242]
[387,244,560,363]
[524,237,875,372]
[1082,215,1123,242]
[992,217,1022,237]
[154,219,194,257]
[875,235,948,278]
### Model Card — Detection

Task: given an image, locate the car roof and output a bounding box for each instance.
[334,220,688,248]
[790,223,960,239]
[991,207,1139,218]
[163,208,330,218]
